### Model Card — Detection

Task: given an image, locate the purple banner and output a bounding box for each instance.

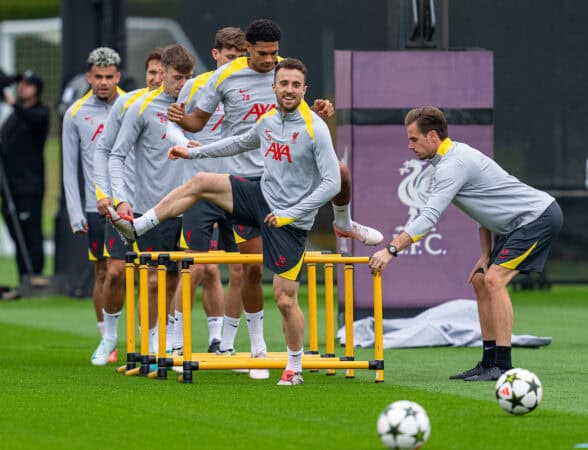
[335,51,494,310]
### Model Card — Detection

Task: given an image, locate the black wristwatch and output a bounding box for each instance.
[386,244,398,257]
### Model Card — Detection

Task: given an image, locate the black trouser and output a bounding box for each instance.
[1,193,44,282]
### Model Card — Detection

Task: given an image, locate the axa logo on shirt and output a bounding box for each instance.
[264,142,292,163]
[242,103,275,121]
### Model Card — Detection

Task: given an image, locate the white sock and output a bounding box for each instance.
[166,314,175,352]
[208,316,223,344]
[220,315,240,351]
[103,309,120,342]
[245,310,266,355]
[286,346,303,373]
[332,203,352,230]
[97,321,105,337]
[173,310,183,351]
[148,323,158,354]
[135,209,159,236]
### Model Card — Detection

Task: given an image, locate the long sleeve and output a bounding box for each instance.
[166,121,189,147]
[188,126,260,159]
[404,160,468,241]
[13,103,49,128]
[94,107,122,200]
[61,115,86,232]
[273,121,341,222]
[109,106,142,205]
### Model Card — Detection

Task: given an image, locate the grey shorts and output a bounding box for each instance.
[230,175,307,281]
[491,201,563,274]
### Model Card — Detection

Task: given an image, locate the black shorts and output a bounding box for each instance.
[491,201,563,274]
[230,175,307,281]
[87,212,105,261]
[104,219,135,260]
[231,176,262,245]
[136,214,182,271]
[180,200,237,252]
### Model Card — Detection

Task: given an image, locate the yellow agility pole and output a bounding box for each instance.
[306,262,318,354]
[118,253,138,374]
[155,254,169,378]
[138,254,152,375]
[373,272,384,383]
[344,264,355,378]
[324,263,336,375]
[179,258,193,382]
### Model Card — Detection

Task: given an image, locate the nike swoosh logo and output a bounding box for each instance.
[239,89,249,93]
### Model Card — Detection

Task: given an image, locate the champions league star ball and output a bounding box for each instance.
[377,400,431,449]
[495,368,543,415]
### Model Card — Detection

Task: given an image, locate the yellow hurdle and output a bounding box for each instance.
[121,251,384,384]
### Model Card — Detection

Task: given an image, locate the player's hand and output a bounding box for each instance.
[186,140,201,148]
[167,102,185,123]
[168,145,190,160]
[116,202,133,218]
[74,221,89,234]
[264,212,278,227]
[96,197,113,216]
[369,248,394,275]
[468,256,490,283]
[311,99,334,119]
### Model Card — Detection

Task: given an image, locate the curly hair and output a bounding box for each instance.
[245,19,281,44]
[87,47,121,70]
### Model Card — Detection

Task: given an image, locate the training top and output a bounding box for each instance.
[94,87,149,207]
[166,71,226,181]
[404,138,555,240]
[196,57,279,178]
[62,88,124,232]
[188,102,341,231]
[109,84,183,214]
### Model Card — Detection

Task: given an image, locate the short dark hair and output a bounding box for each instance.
[215,27,246,51]
[161,45,195,74]
[144,47,164,71]
[245,19,281,44]
[404,106,448,140]
[275,58,307,82]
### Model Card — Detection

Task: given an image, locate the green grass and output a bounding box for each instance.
[0,285,587,450]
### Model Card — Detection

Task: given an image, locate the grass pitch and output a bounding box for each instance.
[0,285,587,450]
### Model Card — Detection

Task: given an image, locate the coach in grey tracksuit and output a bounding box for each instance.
[369,106,563,382]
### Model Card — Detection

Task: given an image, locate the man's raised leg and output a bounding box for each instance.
[109,173,234,241]
[332,161,383,246]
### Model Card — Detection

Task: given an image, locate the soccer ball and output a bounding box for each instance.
[377,400,431,449]
[495,368,543,415]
